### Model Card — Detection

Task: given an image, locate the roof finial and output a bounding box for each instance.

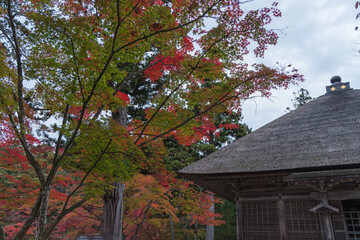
[326,76,351,93]
[330,76,341,84]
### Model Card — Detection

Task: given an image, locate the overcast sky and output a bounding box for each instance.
[240,0,360,130]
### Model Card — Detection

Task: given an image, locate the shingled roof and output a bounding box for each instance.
[179,80,360,178]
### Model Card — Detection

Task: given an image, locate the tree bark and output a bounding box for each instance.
[101,107,127,240]
[101,182,125,240]
[37,188,50,240]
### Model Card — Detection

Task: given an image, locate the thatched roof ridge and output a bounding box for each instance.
[179,89,360,176]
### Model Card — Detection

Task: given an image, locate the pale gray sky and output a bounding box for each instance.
[241,0,360,130]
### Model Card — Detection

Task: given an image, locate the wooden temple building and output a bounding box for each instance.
[179,77,360,240]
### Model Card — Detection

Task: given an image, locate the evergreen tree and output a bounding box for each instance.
[292,88,313,108]
[286,88,313,112]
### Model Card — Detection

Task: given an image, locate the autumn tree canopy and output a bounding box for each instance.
[0,0,303,239]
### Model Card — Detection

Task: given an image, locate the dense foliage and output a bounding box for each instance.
[0,0,303,239]
[286,88,313,112]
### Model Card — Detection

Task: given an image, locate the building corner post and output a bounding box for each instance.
[235,184,244,240]
[278,197,288,240]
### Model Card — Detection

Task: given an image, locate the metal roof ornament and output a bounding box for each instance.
[326,76,352,93]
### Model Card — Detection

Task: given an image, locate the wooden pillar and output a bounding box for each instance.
[235,183,244,240]
[277,198,288,240]
[322,212,335,240]
[236,200,244,240]
[319,193,336,240]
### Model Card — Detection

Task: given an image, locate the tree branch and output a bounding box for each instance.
[134,29,234,144]
[53,104,69,163]
[0,23,16,51]
[7,0,25,139]
[81,205,102,221]
[113,0,223,55]
[139,73,267,146]
[4,106,45,185]
[13,191,43,240]
[43,199,87,240]
[61,139,113,213]
[69,37,85,103]
[131,201,152,240]
[45,0,143,189]
[111,0,141,54]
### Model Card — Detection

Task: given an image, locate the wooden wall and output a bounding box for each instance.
[236,199,349,240]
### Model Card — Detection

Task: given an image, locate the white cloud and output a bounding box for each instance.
[241,0,360,130]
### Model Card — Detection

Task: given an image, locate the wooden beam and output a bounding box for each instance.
[199,172,290,180]
[236,189,360,202]
[236,194,311,202]
[327,190,360,200]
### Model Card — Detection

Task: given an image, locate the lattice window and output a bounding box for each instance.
[344,211,360,240]
[343,200,360,240]
[330,200,348,240]
[285,200,322,240]
[242,201,280,240]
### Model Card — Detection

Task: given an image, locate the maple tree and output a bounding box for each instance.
[122,174,225,240]
[0,0,304,239]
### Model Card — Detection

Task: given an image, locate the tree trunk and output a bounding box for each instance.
[169,214,175,240]
[37,188,50,240]
[101,182,125,240]
[193,220,198,240]
[205,194,214,240]
[206,134,215,240]
[0,223,5,240]
[101,107,127,240]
